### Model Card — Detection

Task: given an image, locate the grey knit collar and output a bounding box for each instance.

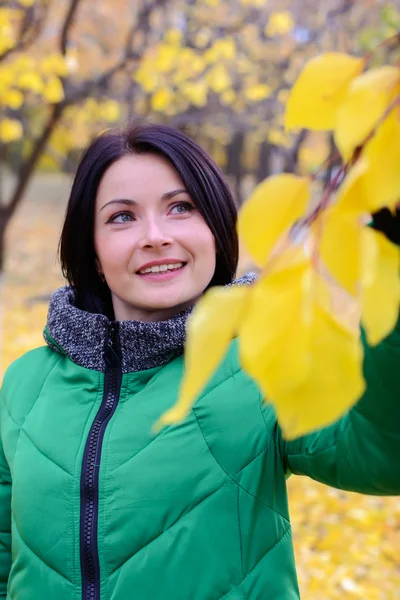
[44,273,257,373]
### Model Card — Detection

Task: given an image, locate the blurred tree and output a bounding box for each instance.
[1,0,399,269]
[0,0,171,271]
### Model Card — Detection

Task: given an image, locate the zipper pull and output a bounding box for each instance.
[104,323,120,368]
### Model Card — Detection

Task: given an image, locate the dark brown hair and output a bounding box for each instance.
[59,121,239,317]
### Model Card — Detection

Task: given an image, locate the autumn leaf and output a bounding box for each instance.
[244,83,272,102]
[334,159,370,214]
[319,209,363,295]
[238,173,310,267]
[0,118,23,142]
[269,305,365,440]
[285,53,364,131]
[362,107,400,212]
[151,87,174,111]
[265,11,295,37]
[361,228,400,345]
[42,76,64,103]
[154,286,249,430]
[239,256,313,393]
[335,66,400,161]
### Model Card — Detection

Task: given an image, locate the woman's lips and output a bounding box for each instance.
[136,263,186,282]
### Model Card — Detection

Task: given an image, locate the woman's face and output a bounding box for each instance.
[94,153,216,321]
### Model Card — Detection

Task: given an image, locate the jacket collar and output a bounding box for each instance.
[44,273,257,373]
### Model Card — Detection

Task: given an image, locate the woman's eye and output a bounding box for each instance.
[170,202,195,215]
[108,212,134,224]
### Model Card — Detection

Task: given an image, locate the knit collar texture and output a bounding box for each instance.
[44,272,257,373]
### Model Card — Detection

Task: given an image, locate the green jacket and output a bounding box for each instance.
[0,285,399,600]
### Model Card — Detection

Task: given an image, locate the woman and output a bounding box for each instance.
[0,122,399,600]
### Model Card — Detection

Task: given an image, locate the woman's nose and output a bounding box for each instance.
[138,218,173,249]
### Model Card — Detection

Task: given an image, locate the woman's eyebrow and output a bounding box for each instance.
[100,189,188,212]
[161,188,188,200]
[100,198,137,212]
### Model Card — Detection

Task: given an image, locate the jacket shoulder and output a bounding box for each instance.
[1,346,60,415]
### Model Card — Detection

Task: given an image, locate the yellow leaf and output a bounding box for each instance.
[151,88,174,112]
[334,159,371,215]
[154,286,249,430]
[164,28,183,45]
[17,71,43,94]
[238,174,310,267]
[239,258,313,392]
[269,306,365,439]
[0,118,22,142]
[335,66,400,161]
[221,89,236,105]
[319,209,363,295]
[155,44,178,72]
[204,39,236,63]
[42,76,64,103]
[244,83,272,102]
[181,80,208,107]
[361,229,400,345]
[99,100,120,122]
[285,53,364,131]
[265,11,295,36]
[362,107,400,212]
[1,88,23,109]
[40,54,69,77]
[206,64,231,93]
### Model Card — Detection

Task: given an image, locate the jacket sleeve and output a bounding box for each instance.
[278,314,400,495]
[0,389,11,597]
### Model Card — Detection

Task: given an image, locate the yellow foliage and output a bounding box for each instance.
[244,287,365,440]
[154,44,179,73]
[0,118,22,142]
[238,173,310,267]
[285,53,364,130]
[241,0,267,6]
[42,76,64,103]
[151,87,174,112]
[335,66,400,161]
[40,54,69,77]
[181,80,208,107]
[265,11,295,37]
[164,28,183,46]
[204,38,236,63]
[319,210,363,295]
[17,71,43,94]
[0,88,24,109]
[206,64,232,93]
[99,100,120,122]
[361,229,400,345]
[220,89,236,105]
[154,286,249,430]
[362,108,400,212]
[244,83,272,101]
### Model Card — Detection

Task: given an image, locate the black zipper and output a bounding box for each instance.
[80,323,122,600]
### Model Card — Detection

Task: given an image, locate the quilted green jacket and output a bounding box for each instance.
[0,283,399,600]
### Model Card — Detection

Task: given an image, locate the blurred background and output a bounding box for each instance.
[0,0,399,597]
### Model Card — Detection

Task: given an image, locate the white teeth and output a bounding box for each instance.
[139,262,184,274]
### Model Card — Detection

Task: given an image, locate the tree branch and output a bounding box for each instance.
[60,0,82,56]
[64,0,169,106]
[0,0,49,64]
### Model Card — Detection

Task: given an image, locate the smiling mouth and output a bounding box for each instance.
[136,263,187,279]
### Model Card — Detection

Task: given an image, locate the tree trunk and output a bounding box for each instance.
[227,131,244,206]
[0,209,7,273]
[283,128,307,173]
[0,104,64,273]
[256,141,272,183]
